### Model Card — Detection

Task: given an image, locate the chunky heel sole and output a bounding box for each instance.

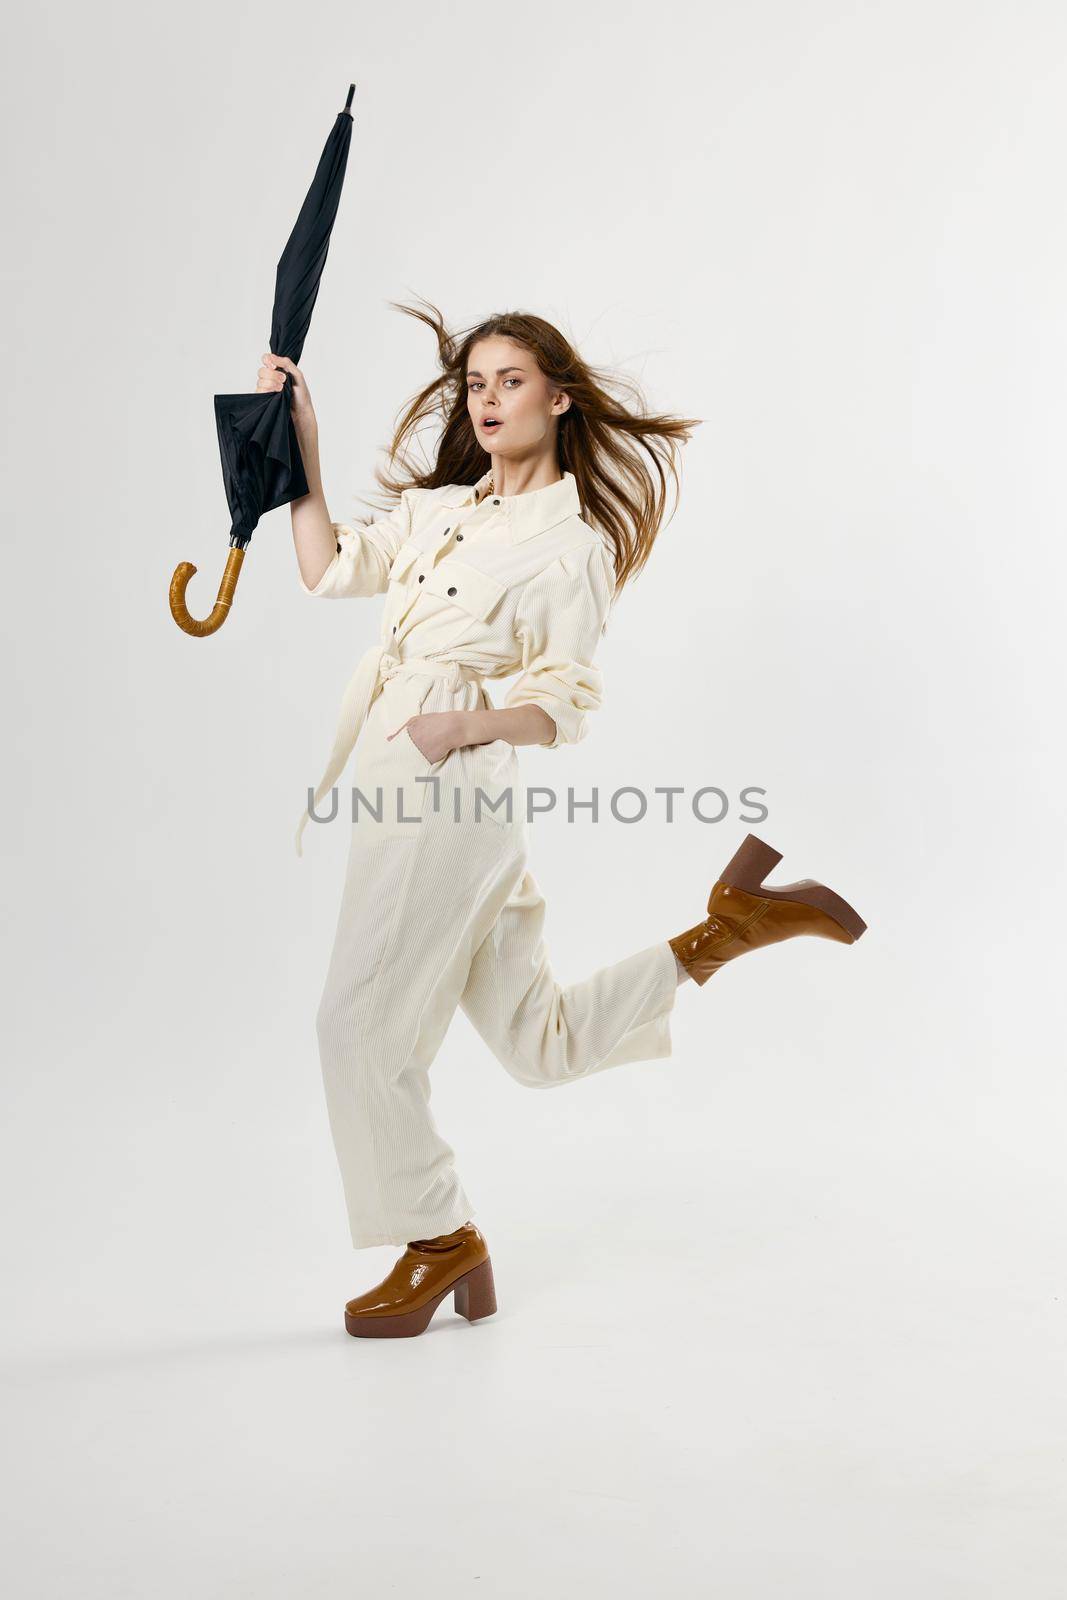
[718,833,867,941]
[344,1255,498,1338]
[453,1256,497,1322]
[720,834,783,889]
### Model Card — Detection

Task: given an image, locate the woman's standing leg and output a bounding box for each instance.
[313,685,528,1247]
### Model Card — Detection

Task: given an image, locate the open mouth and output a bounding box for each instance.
[480,418,503,431]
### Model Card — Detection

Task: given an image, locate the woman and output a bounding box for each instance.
[257,303,867,1340]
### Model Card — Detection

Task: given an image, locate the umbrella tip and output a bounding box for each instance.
[344,83,355,114]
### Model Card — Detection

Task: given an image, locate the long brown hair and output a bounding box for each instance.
[359,298,701,592]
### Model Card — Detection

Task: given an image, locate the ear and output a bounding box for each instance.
[551,389,572,417]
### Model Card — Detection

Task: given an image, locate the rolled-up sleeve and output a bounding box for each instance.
[300,488,416,598]
[503,540,616,748]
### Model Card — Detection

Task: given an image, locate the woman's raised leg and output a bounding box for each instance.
[459,865,680,1088]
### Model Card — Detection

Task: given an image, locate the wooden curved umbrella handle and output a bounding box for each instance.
[169,547,246,636]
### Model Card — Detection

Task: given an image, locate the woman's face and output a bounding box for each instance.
[465,335,570,460]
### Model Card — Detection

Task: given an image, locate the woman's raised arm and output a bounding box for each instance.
[259,351,417,598]
[256,351,337,591]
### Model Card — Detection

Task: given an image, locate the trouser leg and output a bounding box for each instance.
[459,866,679,1088]
[315,820,525,1249]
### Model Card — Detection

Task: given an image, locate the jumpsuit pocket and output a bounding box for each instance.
[383,541,424,634]
[352,682,447,838]
[417,560,507,623]
[471,738,520,828]
[387,539,423,583]
[402,723,450,773]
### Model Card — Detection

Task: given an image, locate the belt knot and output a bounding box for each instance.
[380,654,480,689]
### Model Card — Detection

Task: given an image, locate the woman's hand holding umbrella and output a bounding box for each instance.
[168,84,355,637]
[256,351,315,426]
[260,354,340,592]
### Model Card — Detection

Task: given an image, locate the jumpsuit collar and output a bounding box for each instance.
[440,468,581,544]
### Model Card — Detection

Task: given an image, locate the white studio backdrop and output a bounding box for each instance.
[2,2,1065,1596]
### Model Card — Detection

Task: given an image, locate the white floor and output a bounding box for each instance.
[3,1085,1063,1597]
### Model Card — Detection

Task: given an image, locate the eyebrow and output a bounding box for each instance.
[466,366,525,378]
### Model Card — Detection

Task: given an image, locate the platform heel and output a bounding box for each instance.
[667,832,868,985]
[719,833,867,941]
[453,1256,497,1322]
[343,1220,498,1338]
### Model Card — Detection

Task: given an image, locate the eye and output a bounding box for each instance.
[504,378,522,388]
[467,380,483,391]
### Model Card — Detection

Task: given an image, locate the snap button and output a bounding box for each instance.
[336,541,342,553]
[442,527,450,537]
[447,586,457,597]
[418,574,425,582]
[455,532,463,541]
[492,498,500,505]
[392,625,396,633]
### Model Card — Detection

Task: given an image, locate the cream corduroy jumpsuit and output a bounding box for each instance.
[297,468,679,1248]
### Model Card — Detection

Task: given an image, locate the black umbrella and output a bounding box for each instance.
[170,82,356,636]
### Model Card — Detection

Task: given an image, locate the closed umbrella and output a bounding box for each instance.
[170,82,356,636]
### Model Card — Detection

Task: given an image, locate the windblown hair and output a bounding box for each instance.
[360,298,702,592]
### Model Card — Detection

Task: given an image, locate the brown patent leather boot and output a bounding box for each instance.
[668,833,867,986]
[344,1220,497,1339]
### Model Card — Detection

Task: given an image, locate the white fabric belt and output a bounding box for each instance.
[295,647,483,856]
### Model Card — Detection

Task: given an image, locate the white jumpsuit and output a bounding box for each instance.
[297,468,679,1248]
